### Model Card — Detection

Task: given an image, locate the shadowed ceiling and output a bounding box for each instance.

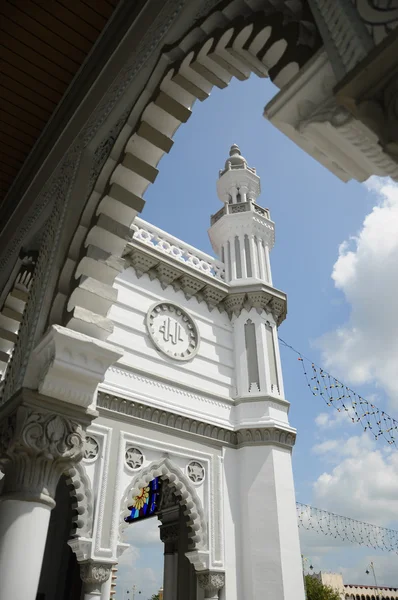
[0,0,119,204]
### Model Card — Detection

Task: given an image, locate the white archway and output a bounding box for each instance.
[119,457,207,552]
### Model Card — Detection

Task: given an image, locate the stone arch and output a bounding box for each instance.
[119,457,207,551]
[53,2,320,341]
[65,462,94,539]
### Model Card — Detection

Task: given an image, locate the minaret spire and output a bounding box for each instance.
[209,144,274,285]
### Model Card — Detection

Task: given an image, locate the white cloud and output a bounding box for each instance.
[314,410,349,430]
[302,430,398,587]
[116,519,163,599]
[123,519,161,546]
[340,553,398,587]
[318,178,398,407]
[311,433,398,527]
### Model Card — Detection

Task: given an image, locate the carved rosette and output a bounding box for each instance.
[187,461,205,484]
[80,561,112,594]
[0,405,84,507]
[84,436,99,462]
[125,446,144,470]
[197,571,225,599]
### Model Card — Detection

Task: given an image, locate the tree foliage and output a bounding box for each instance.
[305,575,342,600]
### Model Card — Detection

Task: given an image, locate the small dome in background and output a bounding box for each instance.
[224,144,247,171]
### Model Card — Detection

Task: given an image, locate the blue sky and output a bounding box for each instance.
[116,73,398,597]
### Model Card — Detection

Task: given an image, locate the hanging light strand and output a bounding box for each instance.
[296,503,398,554]
[279,338,398,447]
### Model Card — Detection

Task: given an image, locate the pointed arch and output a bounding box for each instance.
[119,457,207,551]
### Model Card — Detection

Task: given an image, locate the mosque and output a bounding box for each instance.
[32,143,302,600]
[1,2,398,600]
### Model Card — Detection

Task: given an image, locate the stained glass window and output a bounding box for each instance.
[124,477,162,523]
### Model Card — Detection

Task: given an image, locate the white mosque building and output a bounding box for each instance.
[2,3,398,600]
[0,145,304,600]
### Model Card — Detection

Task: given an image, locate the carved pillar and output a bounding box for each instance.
[80,561,112,600]
[0,401,85,600]
[197,571,225,600]
[159,520,180,600]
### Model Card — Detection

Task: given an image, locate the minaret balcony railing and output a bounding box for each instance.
[210,201,270,226]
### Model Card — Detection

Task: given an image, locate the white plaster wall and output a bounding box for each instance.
[237,445,305,600]
[89,413,226,574]
[105,268,234,412]
[222,447,242,600]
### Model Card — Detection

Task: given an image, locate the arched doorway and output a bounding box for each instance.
[123,476,198,600]
[36,475,82,600]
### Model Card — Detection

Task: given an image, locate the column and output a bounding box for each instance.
[230,236,237,280]
[240,235,247,279]
[264,245,272,285]
[80,561,112,600]
[159,520,179,600]
[237,439,304,600]
[0,403,84,600]
[257,236,267,282]
[240,185,248,203]
[101,567,113,600]
[224,243,230,282]
[197,571,225,600]
[250,236,259,278]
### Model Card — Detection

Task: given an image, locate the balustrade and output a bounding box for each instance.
[132,219,225,281]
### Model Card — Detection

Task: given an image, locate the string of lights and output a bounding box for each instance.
[279,338,398,447]
[296,503,398,554]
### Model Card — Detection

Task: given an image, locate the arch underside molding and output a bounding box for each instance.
[56,1,321,343]
[119,458,207,560]
[65,462,94,540]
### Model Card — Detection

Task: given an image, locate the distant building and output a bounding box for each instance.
[311,572,398,600]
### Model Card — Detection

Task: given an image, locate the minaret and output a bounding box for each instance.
[209,144,283,399]
[209,144,273,286]
[209,146,305,600]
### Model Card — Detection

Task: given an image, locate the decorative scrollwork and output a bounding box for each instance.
[80,562,112,594]
[197,571,225,599]
[0,406,84,506]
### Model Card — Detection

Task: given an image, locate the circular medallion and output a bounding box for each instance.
[146,302,200,361]
[125,447,144,470]
[84,436,99,462]
[187,461,205,484]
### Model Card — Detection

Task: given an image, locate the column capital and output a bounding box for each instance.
[197,571,225,599]
[0,400,84,507]
[80,561,112,595]
[159,522,180,545]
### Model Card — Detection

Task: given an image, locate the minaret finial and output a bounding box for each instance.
[229,143,241,156]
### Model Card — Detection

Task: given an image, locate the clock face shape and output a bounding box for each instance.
[146,302,200,361]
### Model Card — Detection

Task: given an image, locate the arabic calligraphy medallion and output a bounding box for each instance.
[146,302,200,361]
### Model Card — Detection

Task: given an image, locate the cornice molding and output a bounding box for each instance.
[124,243,287,324]
[97,391,296,449]
[106,365,234,409]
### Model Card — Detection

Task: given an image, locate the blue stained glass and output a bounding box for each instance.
[124,477,162,523]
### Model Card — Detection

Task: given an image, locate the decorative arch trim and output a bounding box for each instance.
[119,457,207,551]
[65,461,94,539]
[57,2,320,342]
